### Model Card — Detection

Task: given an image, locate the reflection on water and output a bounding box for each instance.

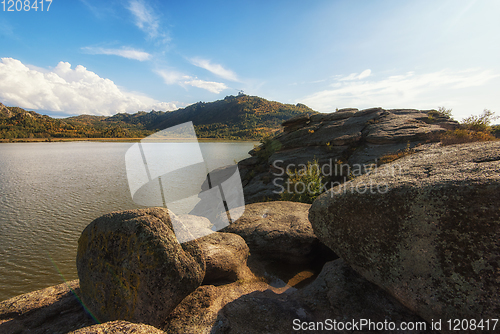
[0,141,254,301]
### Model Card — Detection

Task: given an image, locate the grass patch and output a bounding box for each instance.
[377,143,415,165]
[280,159,324,204]
[438,109,499,146]
[439,129,497,146]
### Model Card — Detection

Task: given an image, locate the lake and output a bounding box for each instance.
[0,141,256,302]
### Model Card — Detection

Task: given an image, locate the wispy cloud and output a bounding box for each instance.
[156,69,228,94]
[300,69,499,113]
[79,0,104,18]
[184,79,228,94]
[156,70,191,85]
[190,58,239,82]
[0,20,18,40]
[339,69,372,81]
[82,46,152,61]
[127,0,169,42]
[0,58,177,115]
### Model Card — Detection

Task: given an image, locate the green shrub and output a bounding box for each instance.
[492,125,500,138]
[437,106,453,119]
[427,107,453,123]
[280,159,324,204]
[254,135,282,161]
[461,109,498,132]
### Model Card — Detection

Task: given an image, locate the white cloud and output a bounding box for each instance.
[156,69,190,85]
[0,58,177,116]
[82,46,151,61]
[358,69,372,80]
[300,69,500,115]
[127,0,169,42]
[184,79,228,94]
[190,58,239,82]
[156,69,228,94]
[339,69,372,81]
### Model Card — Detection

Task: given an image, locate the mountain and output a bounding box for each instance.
[0,95,317,140]
[154,95,316,139]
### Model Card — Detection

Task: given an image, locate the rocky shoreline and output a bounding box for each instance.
[1,108,499,334]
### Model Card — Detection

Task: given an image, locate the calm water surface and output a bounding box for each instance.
[0,141,255,301]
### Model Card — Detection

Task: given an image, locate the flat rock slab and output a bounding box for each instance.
[222,201,327,264]
[164,281,290,334]
[69,320,166,333]
[165,259,432,333]
[0,280,96,334]
[309,141,500,325]
[76,208,205,328]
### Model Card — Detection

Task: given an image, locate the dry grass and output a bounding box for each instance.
[439,129,498,146]
[378,144,415,165]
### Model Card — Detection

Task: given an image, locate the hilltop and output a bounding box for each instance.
[0,96,316,141]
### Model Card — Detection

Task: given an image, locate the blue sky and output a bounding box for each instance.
[0,0,499,120]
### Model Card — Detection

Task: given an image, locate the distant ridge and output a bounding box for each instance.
[0,95,317,140]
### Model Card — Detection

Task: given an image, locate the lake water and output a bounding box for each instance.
[0,141,255,302]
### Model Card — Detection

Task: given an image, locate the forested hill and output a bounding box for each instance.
[0,95,317,140]
[155,95,316,139]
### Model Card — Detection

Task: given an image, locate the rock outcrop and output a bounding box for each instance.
[309,141,500,325]
[0,102,14,118]
[239,107,458,203]
[164,259,433,334]
[221,201,331,264]
[76,208,205,328]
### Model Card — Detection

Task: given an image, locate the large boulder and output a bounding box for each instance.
[197,232,255,284]
[222,201,331,264]
[309,141,500,324]
[76,208,205,328]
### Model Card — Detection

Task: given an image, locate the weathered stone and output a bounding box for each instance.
[239,172,280,203]
[241,107,458,203]
[172,214,214,243]
[163,281,288,334]
[309,141,500,324]
[0,103,14,118]
[281,114,310,128]
[197,232,254,284]
[76,208,205,327]
[364,112,448,144]
[0,280,95,334]
[222,201,329,264]
[269,145,348,170]
[295,259,433,333]
[165,259,432,333]
[310,109,357,122]
[69,320,166,334]
[277,110,379,149]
